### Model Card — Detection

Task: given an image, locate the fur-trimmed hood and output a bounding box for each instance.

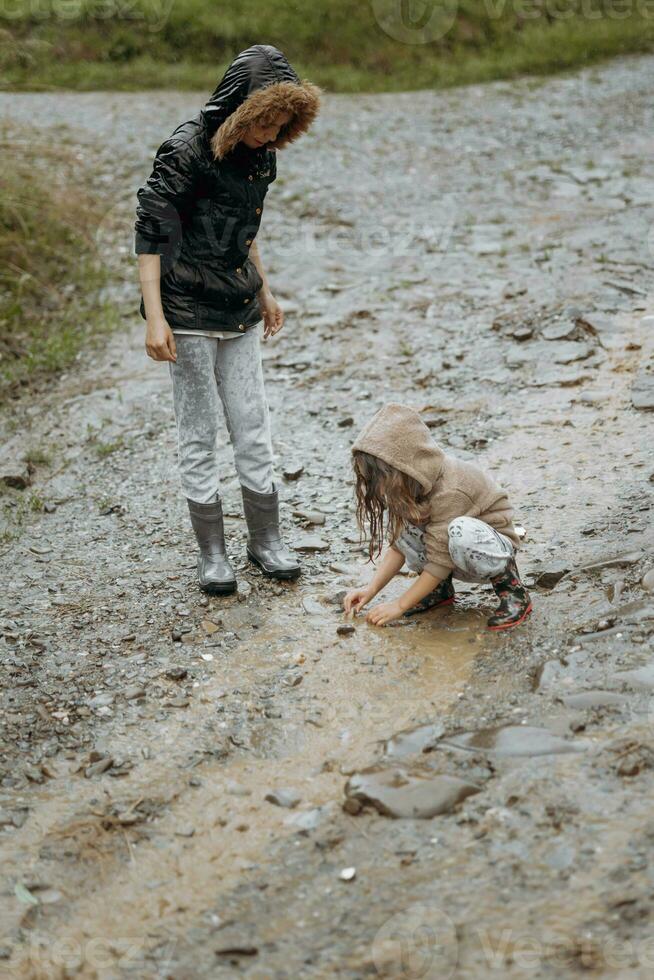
[352,404,445,494]
[202,45,321,161]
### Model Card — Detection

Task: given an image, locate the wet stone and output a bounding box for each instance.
[0,459,31,490]
[631,373,654,410]
[578,551,643,573]
[542,321,577,341]
[343,766,480,819]
[294,510,326,526]
[337,624,355,636]
[531,366,592,387]
[284,806,329,833]
[88,692,114,709]
[443,725,587,757]
[559,690,629,710]
[264,787,301,809]
[533,563,570,589]
[85,756,114,778]
[302,594,325,615]
[123,685,146,701]
[614,664,654,692]
[383,722,445,760]
[294,535,329,553]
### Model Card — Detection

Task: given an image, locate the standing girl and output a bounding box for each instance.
[135,45,320,594]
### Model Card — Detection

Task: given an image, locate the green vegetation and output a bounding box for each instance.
[1,0,653,92]
[0,128,118,403]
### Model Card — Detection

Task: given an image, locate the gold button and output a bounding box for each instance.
[255,208,261,215]
[245,239,252,246]
[244,298,250,304]
[248,175,253,181]
[236,267,242,273]
[238,324,246,331]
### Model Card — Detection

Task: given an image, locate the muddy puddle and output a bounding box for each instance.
[2,582,486,973]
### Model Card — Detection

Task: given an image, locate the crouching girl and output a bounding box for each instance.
[343,404,532,630]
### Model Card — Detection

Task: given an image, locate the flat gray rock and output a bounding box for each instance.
[559,690,629,710]
[614,664,654,691]
[294,535,329,552]
[383,722,445,760]
[632,373,654,410]
[443,725,587,757]
[264,787,302,809]
[344,767,479,819]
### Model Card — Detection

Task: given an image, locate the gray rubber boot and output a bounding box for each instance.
[241,484,301,581]
[187,496,237,595]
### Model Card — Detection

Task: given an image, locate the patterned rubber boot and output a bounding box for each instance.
[487,557,532,630]
[403,574,455,618]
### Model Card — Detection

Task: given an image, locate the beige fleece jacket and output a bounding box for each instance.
[352,403,520,581]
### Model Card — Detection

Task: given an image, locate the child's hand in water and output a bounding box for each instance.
[343,586,375,615]
[367,600,403,627]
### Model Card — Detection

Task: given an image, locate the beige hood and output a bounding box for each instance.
[351,404,445,494]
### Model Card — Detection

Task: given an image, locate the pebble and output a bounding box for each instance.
[84,756,114,778]
[614,664,654,691]
[264,788,301,809]
[641,569,654,593]
[294,510,326,526]
[124,685,146,700]
[283,466,304,481]
[337,624,355,636]
[226,780,252,797]
[339,867,356,881]
[165,667,188,681]
[542,321,577,341]
[0,461,31,489]
[294,535,329,553]
[284,806,328,833]
[534,563,570,589]
[631,373,654,411]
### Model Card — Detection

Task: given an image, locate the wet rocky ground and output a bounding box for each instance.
[1,55,654,979]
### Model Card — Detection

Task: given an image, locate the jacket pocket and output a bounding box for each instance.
[164,259,202,296]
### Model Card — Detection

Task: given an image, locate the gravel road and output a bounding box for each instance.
[1,55,654,979]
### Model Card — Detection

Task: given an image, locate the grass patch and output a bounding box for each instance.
[0,1,653,92]
[0,127,120,404]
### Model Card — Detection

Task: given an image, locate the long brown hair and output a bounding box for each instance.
[353,451,430,560]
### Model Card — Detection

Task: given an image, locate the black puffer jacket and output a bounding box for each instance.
[134,45,320,334]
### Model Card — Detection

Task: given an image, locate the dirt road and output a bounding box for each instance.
[1,56,654,978]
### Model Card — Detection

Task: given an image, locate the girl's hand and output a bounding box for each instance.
[367,600,403,627]
[145,317,177,362]
[260,290,284,339]
[343,586,375,615]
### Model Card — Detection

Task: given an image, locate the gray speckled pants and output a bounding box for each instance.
[396,516,515,583]
[168,329,274,503]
